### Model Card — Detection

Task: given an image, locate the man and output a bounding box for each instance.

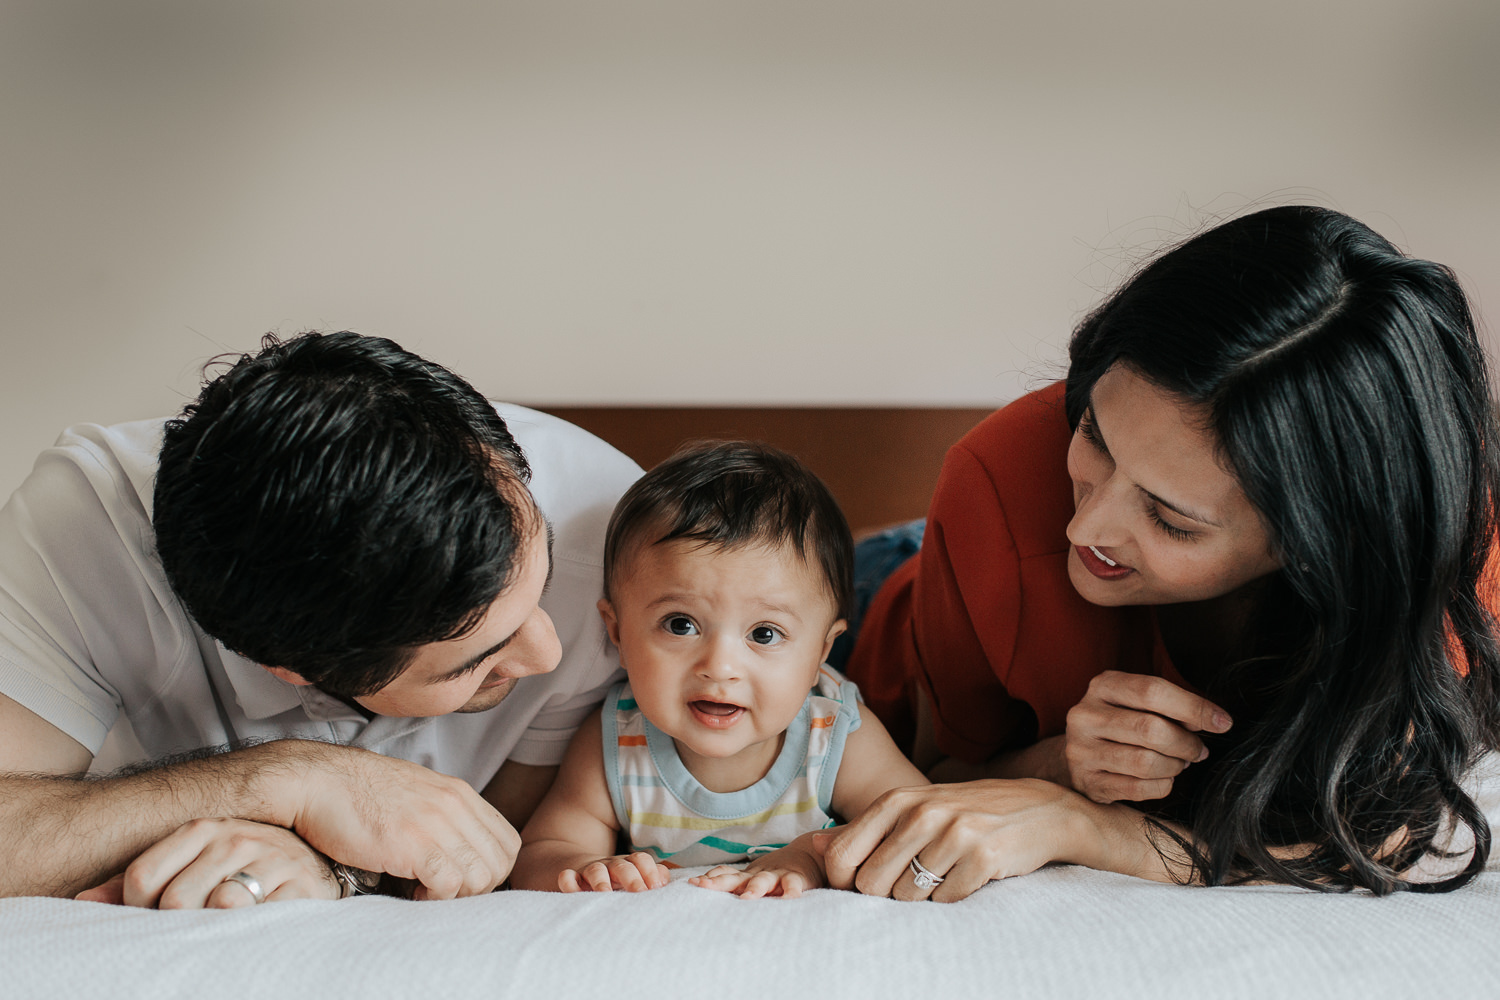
[0,332,641,905]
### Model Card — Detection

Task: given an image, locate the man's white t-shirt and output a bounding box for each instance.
[0,404,642,790]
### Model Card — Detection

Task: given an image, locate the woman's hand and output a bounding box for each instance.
[74,818,341,908]
[820,779,1094,902]
[1063,670,1231,803]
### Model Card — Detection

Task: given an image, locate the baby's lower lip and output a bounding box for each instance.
[690,701,745,728]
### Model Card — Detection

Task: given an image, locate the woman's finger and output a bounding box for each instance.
[1081,738,1194,779]
[821,790,909,890]
[1091,671,1231,734]
[892,851,953,902]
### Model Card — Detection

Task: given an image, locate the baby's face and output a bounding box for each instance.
[599,538,846,773]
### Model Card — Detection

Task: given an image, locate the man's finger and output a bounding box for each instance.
[75,873,126,905]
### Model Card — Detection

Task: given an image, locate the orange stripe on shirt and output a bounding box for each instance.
[617,735,648,746]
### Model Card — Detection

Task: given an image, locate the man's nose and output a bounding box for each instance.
[514,607,562,677]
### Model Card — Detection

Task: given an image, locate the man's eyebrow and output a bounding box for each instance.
[431,635,512,684]
[544,517,555,593]
[431,517,554,685]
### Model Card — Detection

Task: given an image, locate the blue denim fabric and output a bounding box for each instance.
[826,518,926,671]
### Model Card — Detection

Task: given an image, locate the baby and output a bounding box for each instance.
[512,441,927,897]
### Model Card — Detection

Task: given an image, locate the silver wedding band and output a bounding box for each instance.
[909,857,944,890]
[221,870,266,904]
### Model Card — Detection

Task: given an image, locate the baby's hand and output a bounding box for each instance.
[558,852,670,892]
[689,865,817,899]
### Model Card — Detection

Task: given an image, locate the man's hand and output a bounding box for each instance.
[278,742,521,899]
[75,818,340,908]
[1063,671,1232,803]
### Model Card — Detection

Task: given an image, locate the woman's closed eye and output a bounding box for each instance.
[1146,503,1197,542]
[1078,411,1108,455]
[748,624,786,647]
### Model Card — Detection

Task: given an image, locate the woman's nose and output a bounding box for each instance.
[1067,472,1126,547]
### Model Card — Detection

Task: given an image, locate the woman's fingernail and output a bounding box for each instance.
[1195,746,1209,762]
[1213,712,1232,731]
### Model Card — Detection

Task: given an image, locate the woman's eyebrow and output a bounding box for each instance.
[1137,485,1223,527]
[1090,393,1224,528]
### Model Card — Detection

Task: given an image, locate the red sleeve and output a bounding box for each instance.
[846,384,1075,763]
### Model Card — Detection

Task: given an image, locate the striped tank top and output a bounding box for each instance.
[602,665,862,868]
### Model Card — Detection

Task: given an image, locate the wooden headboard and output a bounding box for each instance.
[535,407,994,534]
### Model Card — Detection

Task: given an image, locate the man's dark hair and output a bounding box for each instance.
[602,441,854,621]
[153,331,535,696]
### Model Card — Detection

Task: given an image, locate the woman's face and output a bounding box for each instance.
[1065,363,1282,608]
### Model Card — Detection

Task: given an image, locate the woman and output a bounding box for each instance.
[826,205,1500,900]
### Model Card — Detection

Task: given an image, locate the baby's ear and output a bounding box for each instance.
[820,618,848,662]
[597,597,622,648]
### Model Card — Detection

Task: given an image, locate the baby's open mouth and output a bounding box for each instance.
[689,700,745,726]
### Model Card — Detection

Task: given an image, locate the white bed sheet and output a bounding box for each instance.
[6,756,1497,1000]
[4,864,1496,1000]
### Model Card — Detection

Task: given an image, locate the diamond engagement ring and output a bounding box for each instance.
[221,870,267,904]
[909,857,945,890]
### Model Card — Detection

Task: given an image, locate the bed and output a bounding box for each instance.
[4,405,1497,999]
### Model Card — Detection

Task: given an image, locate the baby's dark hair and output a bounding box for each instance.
[603,441,854,620]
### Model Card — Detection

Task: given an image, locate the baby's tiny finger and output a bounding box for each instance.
[582,863,614,892]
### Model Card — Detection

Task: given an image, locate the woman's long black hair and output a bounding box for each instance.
[1065,205,1500,893]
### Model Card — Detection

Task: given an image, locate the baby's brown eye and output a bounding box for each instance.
[749,625,783,646]
[665,616,697,636]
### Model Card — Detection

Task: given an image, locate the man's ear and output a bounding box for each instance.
[263,665,314,687]
[597,598,621,649]
[820,618,849,663]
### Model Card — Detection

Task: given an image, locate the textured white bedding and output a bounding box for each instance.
[5,757,1495,1000]
[4,863,1496,1000]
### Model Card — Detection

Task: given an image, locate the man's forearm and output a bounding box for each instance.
[0,741,306,898]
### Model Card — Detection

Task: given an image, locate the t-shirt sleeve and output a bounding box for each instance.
[0,433,164,754]
[503,633,623,767]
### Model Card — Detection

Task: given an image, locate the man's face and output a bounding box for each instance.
[355,516,561,717]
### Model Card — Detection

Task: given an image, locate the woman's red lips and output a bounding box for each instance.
[1076,544,1133,580]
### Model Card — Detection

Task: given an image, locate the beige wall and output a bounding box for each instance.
[2,0,1497,498]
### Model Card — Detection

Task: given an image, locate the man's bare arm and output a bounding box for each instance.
[0,691,519,899]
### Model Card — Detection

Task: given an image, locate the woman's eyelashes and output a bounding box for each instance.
[1147,503,1197,542]
[1082,409,1197,543]
[1078,411,1108,454]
